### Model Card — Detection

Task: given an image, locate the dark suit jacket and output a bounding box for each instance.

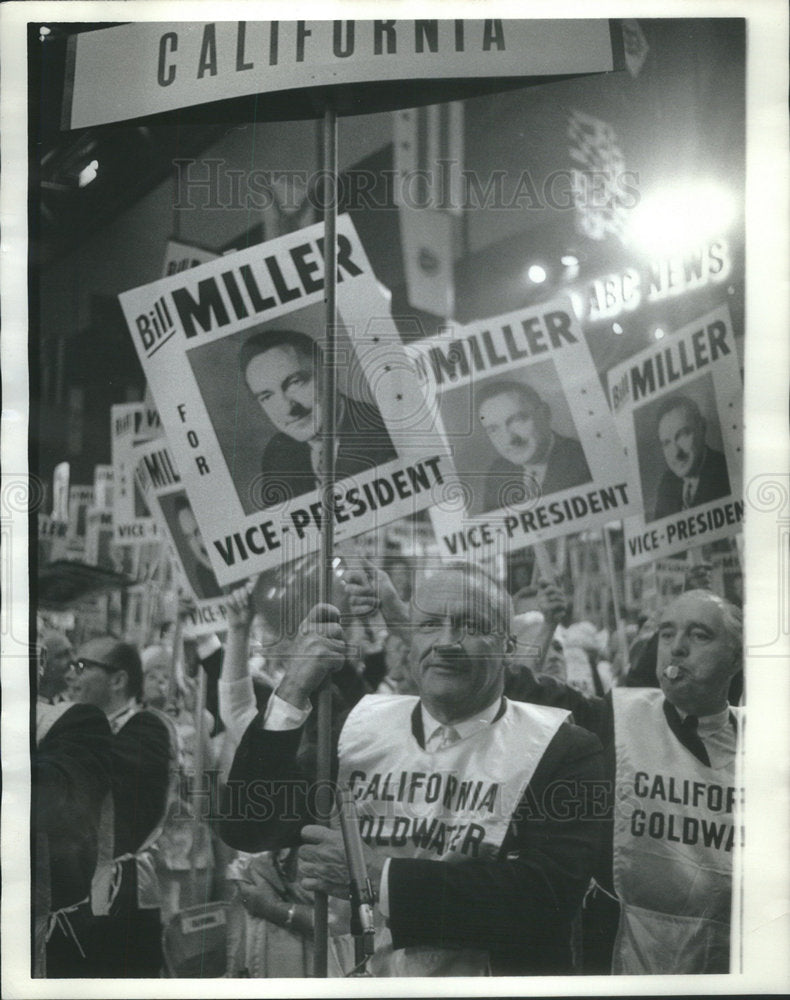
[219,696,604,975]
[653,446,731,521]
[34,704,113,911]
[111,710,171,859]
[257,395,398,506]
[482,433,592,513]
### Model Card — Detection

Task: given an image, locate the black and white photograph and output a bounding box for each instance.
[608,303,744,566]
[2,3,789,996]
[635,373,732,524]
[187,302,398,515]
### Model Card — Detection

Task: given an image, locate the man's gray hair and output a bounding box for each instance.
[680,588,742,659]
[416,560,514,637]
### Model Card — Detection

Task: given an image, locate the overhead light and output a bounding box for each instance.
[625,179,737,257]
[526,264,547,284]
[653,326,666,340]
[39,25,51,40]
[612,322,624,335]
[560,254,579,268]
[78,160,99,188]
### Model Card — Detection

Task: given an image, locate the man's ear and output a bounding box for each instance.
[111,669,129,697]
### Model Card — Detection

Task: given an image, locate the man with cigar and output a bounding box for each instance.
[506,588,743,974]
[341,568,744,975]
[220,562,604,976]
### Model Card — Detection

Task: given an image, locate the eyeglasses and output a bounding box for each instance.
[68,657,121,675]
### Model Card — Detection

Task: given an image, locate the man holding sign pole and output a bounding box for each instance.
[220,563,604,976]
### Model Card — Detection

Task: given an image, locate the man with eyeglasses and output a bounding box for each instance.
[34,630,112,976]
[55,637,172,977]
[220,563,604,976]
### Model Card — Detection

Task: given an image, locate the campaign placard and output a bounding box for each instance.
[93,464,114,510]
[38,513,68,565]
[134,438,229,638]
[607,305,743,567]
[84,508,115,570]
[65,19,617,129]
[64,485,94,560]
[162,238,217,277]
[111,403,162,544]
[408,295,636,559]
[118,214,452,585]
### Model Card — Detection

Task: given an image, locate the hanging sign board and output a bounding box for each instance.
[64,19,619,129]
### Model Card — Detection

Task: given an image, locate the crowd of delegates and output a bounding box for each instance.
[33,551,744,978]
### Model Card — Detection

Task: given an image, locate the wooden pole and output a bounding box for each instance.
[602,525,629,676]
[189,664,207,895]
[313,103,338,979]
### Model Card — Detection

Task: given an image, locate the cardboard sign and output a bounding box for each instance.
[93,465,114,510]
[52,461,70,521]
[134,438,229,638]
[607,305,743,567]
[64,19,617,129]
[408,295,635,559]
[162,238,217,277]
[38,513,68,565]
[64,485,94,561]
[110,403,162,544]
[84,509,115,570]
[118,215,451,585]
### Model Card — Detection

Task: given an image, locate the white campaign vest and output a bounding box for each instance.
[333,694,569,977]
[91,706,179,915]
[611,688,742,975]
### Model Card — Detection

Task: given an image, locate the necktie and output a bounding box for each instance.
[678,713,711,767]
[435,725,461,751]
[682,480,695,509]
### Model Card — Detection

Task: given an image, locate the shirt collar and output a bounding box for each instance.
[421,697,502,745]
[107,696,140,734]
[675,703,731,729]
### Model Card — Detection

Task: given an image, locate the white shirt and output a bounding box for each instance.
[675,704,736,771]
[262,692,504,918]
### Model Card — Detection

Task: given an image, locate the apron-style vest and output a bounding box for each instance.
[611,688,742,975]
[333,693,569,977]
[91,705,179,915]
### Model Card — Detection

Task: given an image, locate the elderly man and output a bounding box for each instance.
[346,568,744,974]
[240,328,398,505]
[652,393,731,521]
[602,589,743,974]
[220,563,604,976]
[60,637,172,977]
[476,379,592,513]
[508,589,743,974]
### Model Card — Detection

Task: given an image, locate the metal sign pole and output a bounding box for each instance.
[313,102,338,979]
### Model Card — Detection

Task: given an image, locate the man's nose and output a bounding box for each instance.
[434,621,463,651]
[670,632,689,657]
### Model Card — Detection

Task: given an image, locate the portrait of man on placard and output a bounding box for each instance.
[634,375,732,524]
[187,303,398,515]
[441,362,593,515]
[160,491,223,600]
